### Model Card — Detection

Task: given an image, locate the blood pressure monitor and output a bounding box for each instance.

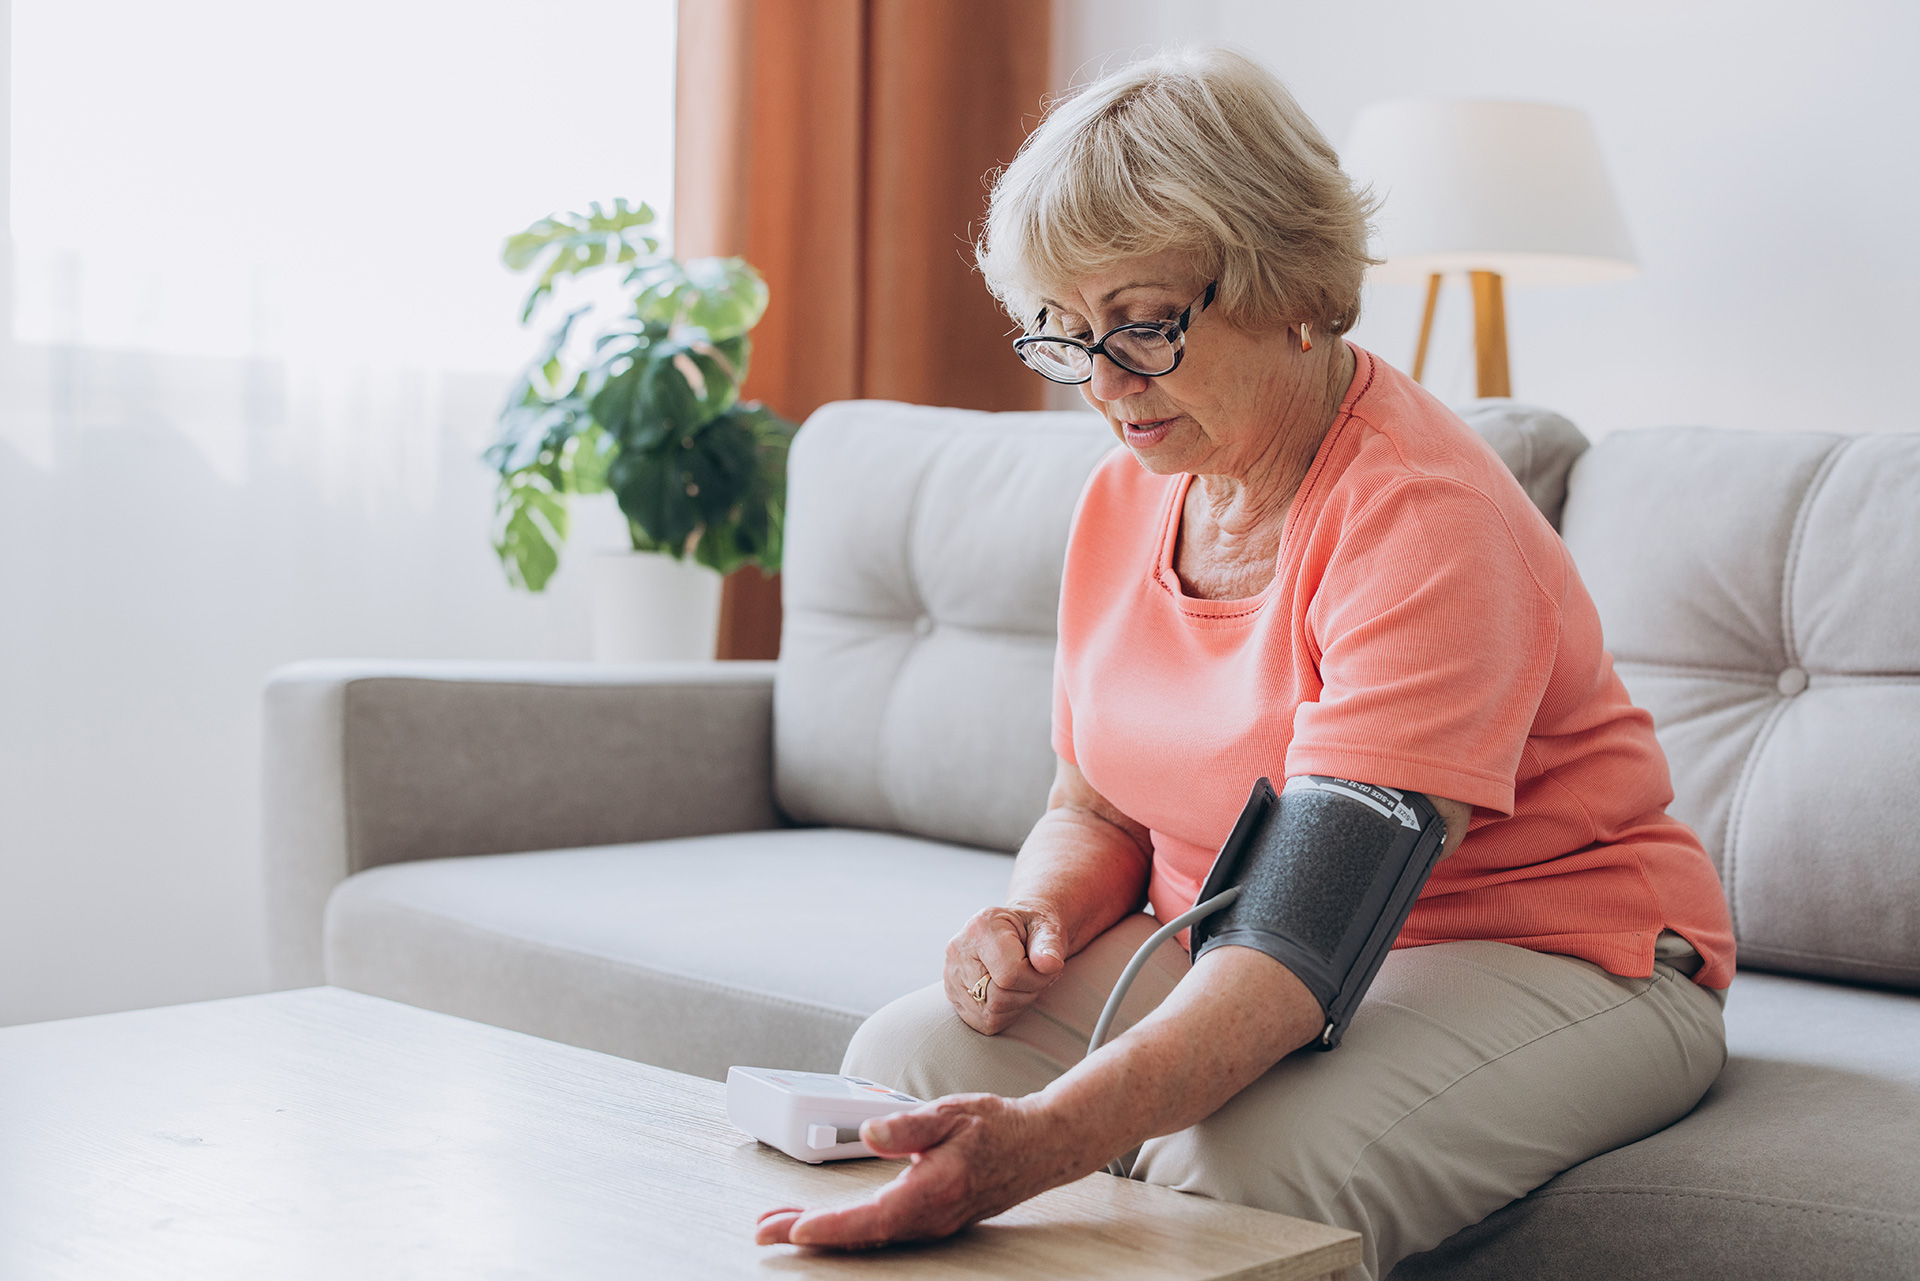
[725,1066,922,1163]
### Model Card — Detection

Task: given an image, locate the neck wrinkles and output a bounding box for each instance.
[1192,338,1356,539]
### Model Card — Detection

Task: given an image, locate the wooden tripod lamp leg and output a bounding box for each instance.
[1469,269,1511,398]
[1411,272,1441,384]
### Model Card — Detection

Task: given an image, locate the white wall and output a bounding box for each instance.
[1054,0,1920,437]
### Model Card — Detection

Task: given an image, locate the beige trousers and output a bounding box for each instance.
[843,917,1726,1281]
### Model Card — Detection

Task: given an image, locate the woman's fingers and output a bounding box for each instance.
[860,1102,967,1157]
[963,912,1030,989]
[943,907,1068,1033]
[753,1209,804,1245]
[1024,915,1068,974]
[971,910,1062,991]
[758,1095,1067,1250]
[950,963,1040,1035]
[948,976,1027,1034]
[786,1112,980,1246]
[757,1144,958,1248]
[784,1166,961,1248]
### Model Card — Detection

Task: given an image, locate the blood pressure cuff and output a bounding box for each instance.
[1189,776,1448,1051]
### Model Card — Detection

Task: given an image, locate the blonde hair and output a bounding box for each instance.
[978,47,1376,335]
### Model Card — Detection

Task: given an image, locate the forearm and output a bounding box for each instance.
[764,788,1474,1249]
[1024,787,1471,1168]
[761,947,1327,1250]
[1028,946,1323,1167]
[1005,807,1151,955]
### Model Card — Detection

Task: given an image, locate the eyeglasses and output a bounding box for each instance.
[1012,281,1218,385]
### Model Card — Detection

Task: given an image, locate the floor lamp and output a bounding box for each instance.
[1343,101,1638,398]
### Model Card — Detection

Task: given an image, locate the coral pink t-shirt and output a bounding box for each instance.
[1052,346,1735,988]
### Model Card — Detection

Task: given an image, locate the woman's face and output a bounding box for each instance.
[1044,250,1312,478]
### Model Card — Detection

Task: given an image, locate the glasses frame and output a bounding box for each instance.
[1012,281,1219,385]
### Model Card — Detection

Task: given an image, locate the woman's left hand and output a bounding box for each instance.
[754,1093,1091,1249]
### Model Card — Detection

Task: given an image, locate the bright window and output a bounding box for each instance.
[10,0,677,427]
[0,0,675,1026]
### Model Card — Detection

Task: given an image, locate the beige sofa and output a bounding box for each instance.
[264,399,1919,1278]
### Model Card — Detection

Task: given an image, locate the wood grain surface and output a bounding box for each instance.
[0,988,1358,1280]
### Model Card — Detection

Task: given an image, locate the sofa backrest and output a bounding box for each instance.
[1561,429,1920,991]
[1453,399,1590,530]
[775,397,1592,855]
[775,401,1114,852]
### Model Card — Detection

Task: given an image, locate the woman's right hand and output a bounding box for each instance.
[944,904,1070,1035]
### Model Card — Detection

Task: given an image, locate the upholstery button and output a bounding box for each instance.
[1776,667,1808,696]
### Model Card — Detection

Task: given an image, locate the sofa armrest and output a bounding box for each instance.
[262,660,778,988]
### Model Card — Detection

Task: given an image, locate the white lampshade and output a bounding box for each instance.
[1343,100,1638,286]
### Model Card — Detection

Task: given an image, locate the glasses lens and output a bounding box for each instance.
[1103,325,1179,376]
[1018,339,1092,383]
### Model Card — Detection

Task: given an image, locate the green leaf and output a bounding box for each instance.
[633,355,704,450]
[524,304,587,384]
[601,402,797,572]
[587,358,648,444]
[503,197,660,322]
[565,422,615,495]
[626,257,769,341]
[710,332,752,388]
[491,470,571,591]
[738,404,797,570]
[625,517,671,554]
[626,259,689,329]
[491,303,588,417]
[676,343,744,423]
[689,405,796,574]
[485,390,585,478]
[599,336,741,452]
[688,412,759,512]
[679,258,770,339]
[608,446,701,556]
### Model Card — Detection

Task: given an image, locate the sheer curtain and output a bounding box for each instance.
[1,0,675,1024]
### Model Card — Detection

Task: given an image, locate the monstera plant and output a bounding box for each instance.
[486,198,795,591]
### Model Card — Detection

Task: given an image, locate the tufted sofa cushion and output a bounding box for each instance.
[774,401,1116,852]
[1560,429,1920,990]
[1454,399,1590,529]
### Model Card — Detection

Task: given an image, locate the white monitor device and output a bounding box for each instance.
[725,1066,922,1164]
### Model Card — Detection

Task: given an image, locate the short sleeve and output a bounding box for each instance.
[1286,477,1562,815]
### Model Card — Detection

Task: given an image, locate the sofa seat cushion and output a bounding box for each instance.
[1392,972,1920,1280]
[323,829,1010,1081]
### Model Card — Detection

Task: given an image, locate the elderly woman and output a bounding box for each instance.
[756,48,1733,1279]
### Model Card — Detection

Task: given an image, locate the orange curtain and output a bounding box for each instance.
[675,0,1053,659]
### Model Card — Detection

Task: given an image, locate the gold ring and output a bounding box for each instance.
[967,973,991,1003]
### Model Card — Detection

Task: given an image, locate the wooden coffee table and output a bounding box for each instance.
[0,988,1359,1279]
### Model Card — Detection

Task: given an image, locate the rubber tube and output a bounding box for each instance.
[1085,886,1243,1179]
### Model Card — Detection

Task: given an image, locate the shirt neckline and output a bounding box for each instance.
[1150,344,1377,619]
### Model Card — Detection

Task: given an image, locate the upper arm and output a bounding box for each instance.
[1046,757,1154,862]
[1290,480,1562,818]
[1426,793,1472,861]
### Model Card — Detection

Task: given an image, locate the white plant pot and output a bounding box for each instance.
[588,550,723,662]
